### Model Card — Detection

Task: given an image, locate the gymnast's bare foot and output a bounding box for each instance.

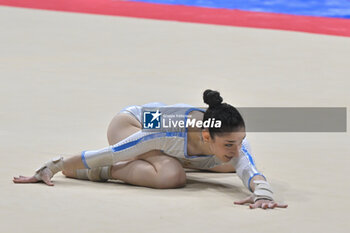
[13,168,54,186]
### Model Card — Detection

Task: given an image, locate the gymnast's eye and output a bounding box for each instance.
[225,144,233,147]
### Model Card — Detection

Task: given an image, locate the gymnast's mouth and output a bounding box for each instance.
[224,155,233,160]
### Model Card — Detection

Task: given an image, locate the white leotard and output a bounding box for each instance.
[82,102,266,191]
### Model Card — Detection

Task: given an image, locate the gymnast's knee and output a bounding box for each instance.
[154,168,186,189]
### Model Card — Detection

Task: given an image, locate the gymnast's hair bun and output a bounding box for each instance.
[203,89,223,108]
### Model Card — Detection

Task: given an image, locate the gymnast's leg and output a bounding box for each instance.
[62,113,186,189]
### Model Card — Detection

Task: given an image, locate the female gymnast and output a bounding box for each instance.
[13,89,287,210]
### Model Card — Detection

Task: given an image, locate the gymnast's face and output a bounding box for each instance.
[203,128,246,162]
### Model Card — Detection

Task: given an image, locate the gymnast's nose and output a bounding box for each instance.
[229,145,240,157]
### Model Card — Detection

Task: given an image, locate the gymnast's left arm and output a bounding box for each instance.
[231,139,288,209]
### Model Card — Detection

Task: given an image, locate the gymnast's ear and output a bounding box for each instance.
[201,129,211,142]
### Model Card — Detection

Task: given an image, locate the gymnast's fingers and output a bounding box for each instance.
[268,202,278,209]
[234,195,254,205]
[261,202,269,209]
[250,199,274,209]
[276,203,288,208]
[249,202,260,209]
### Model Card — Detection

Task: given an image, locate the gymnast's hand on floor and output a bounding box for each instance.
[234,195,288,209]
[13,168,54,186]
